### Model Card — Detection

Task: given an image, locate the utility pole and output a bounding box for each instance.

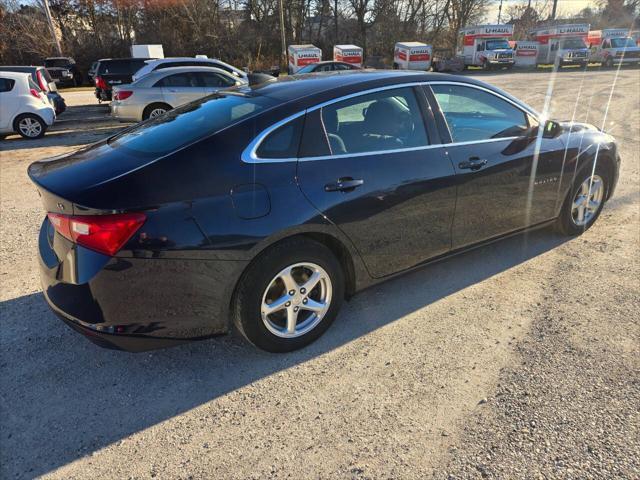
[551,0,558,20]
[497,0,503,24]
[42,0,63,56]
[279,0,287,74]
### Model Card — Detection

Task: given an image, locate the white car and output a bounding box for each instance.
[132,57,247,83]
[0,71,55,139]
[111,66,245,122]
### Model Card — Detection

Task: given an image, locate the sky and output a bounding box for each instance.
[485,0,600,23]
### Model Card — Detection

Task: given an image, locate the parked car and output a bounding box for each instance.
[94,57,152,102]
[29,71,620,352]
[111,66,246,122]
[44,57,82,87]
[294,61,361,74]
[1,72,55,139]
[0,66,66,115]
[132,57,248,83]
[87,59,105,83]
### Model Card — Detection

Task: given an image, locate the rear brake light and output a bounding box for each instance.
[114,90,133,101]
[29,88,41,99]
[47,212,146,256]
[36,70,48,91]
[95,76,107,90]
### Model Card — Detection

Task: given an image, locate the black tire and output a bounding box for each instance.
[142,103,171,120]
[556,165,609,236]
[482,59,490,71]
[604,57,614,69]
[13,114,46,139]
[392,63,399,70]
[233,237,345,352]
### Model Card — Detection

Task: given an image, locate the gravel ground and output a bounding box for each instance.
[0,69,638,479]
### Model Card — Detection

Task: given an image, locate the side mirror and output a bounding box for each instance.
[542,120,562,138]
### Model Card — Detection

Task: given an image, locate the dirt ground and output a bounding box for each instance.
[0,68,638,479]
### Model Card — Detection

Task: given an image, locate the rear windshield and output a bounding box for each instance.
[98,59,148,75]
[45,58,69,68]
[107,92,275,156]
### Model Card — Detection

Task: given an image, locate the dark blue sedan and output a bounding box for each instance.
[29,71,620,352]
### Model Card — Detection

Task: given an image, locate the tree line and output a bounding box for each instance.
[1,0,638,73]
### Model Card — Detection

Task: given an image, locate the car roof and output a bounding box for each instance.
[100,57,152,62]
[0,71,31,80]
[0,66,42,72]
[238,70,536,118]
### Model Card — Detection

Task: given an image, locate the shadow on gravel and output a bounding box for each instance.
[0,126,125,152]
[0,228,567,478]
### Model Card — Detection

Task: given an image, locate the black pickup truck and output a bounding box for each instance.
[44,57,82,87]
[93,58,151,102]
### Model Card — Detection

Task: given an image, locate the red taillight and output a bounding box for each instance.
[47,212,146,256]
[114,90,133,101]
[95,76,107,89]
[36,70,48,91]
[29,88,41,99]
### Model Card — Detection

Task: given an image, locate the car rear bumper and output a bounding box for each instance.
[110,101,141,122]
[38,218,247,351]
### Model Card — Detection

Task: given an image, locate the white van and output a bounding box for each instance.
[530,24,590,67]
[456,25,515,70]
[588,29,640,67]
[287,45,322,74]
[393,42,433,71]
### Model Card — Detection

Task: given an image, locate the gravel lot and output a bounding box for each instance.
[1,69,638,479]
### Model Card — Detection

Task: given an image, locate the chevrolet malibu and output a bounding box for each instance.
[29,71,620,352]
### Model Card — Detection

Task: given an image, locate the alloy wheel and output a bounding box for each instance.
[572,174,604,227]
[261,262,332,338]
[149,108,167,118]
[18,117,42,138]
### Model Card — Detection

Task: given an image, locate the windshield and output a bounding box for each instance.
[560,37,587,49]
[486,40,511,50]
[108,92,275,156]
[610,37,636,48]
[45,59,70,68]
[296,64,318,74]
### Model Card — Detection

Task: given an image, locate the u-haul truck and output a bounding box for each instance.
[513,41,539,68]
[588,29,640,67]
[287,44,322,74]
[393,42,433,70]
[529,24,590,67]
[334,44,363,67]
[456,24,515,69]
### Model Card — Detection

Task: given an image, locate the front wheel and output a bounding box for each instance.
[604,57,614,69]
[556,167,608,236]
[233,237,345,352]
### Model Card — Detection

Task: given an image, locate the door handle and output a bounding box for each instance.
[324,177,364,192]
[458,157,488,171]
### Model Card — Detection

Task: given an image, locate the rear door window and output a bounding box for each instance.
[155,73,199,87]
[431,84,528,142]
[320,87,429,155]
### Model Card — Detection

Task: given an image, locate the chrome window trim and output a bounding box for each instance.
[241,80,539,164]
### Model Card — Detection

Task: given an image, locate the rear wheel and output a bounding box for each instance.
[142,103,171,120]
[556,166,608,236]
[14,114,46,139]
[604,57,614,69]
[233,237,345,352]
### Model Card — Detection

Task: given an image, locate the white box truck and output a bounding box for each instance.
[513,41,539,68]
[456,25,515,70]
[333,44,363,67]
[393,42,433,70]
[131,44,164,59]
[588,29,640,67]
[287,44,322,74]
[529,24,590,67]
